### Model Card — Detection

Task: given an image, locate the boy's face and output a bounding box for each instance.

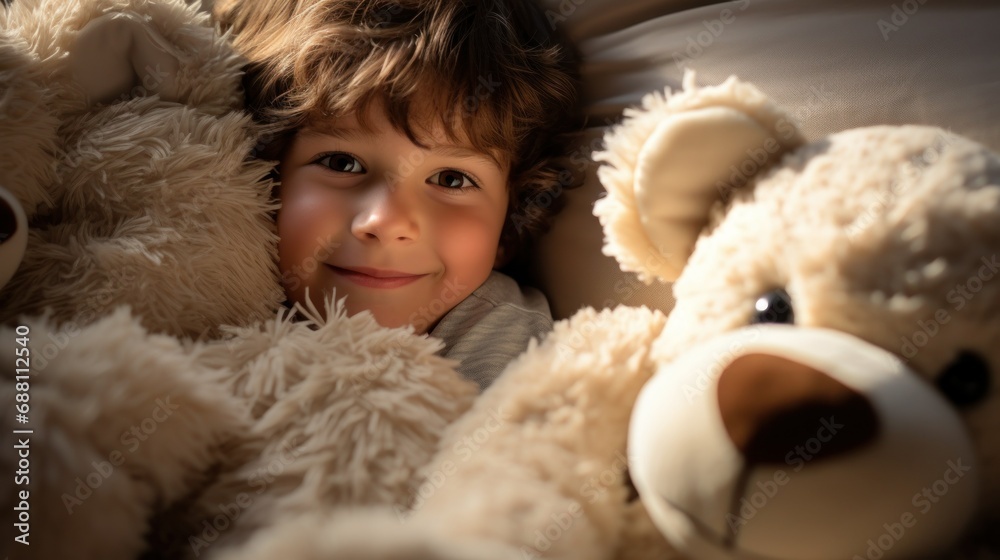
[276,103,509,333]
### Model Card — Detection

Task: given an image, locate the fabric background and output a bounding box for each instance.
[529,0,1000,319]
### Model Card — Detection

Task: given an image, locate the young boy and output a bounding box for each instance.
[214,0,580,390]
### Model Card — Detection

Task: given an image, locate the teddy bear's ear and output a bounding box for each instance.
[594,73,805,283]
[69,12,182,105]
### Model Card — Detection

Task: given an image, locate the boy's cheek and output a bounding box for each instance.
[276,216,319,300]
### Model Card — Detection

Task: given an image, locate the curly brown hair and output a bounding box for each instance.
[213,0,582,264]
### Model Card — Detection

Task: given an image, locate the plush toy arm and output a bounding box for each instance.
[69,11,182,105]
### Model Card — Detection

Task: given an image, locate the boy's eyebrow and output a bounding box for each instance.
[299,126,372,142]
[429,145,505,170]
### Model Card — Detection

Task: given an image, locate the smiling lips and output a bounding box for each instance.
[327,265,427,289]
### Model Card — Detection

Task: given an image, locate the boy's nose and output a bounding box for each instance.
[351,182,420,243]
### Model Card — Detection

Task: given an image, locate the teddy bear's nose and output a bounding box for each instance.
[716,353,880,465]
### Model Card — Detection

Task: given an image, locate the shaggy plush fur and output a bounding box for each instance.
[209,305,676,560]
[149,298,479,559]
[1,298,477,560]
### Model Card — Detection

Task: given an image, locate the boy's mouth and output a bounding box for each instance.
[327,265,427,289]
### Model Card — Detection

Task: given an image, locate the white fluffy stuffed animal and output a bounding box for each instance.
[599,74,1000,559]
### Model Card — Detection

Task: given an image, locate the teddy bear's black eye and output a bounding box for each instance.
[937,351,991,408]
[751,289,794,325]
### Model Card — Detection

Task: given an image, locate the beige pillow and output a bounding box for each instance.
[531,0,1000,319]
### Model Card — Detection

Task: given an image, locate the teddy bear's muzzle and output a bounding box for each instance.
[629,326,980,560]
[715,353,881,468]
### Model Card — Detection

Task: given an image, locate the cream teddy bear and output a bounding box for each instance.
[604,74,1000,559]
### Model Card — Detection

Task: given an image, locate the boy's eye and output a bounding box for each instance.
[429,170,478,190]
[317,153,365,173]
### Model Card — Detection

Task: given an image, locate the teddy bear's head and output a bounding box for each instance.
[595,74,1000,559]
[0,0,284,338]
